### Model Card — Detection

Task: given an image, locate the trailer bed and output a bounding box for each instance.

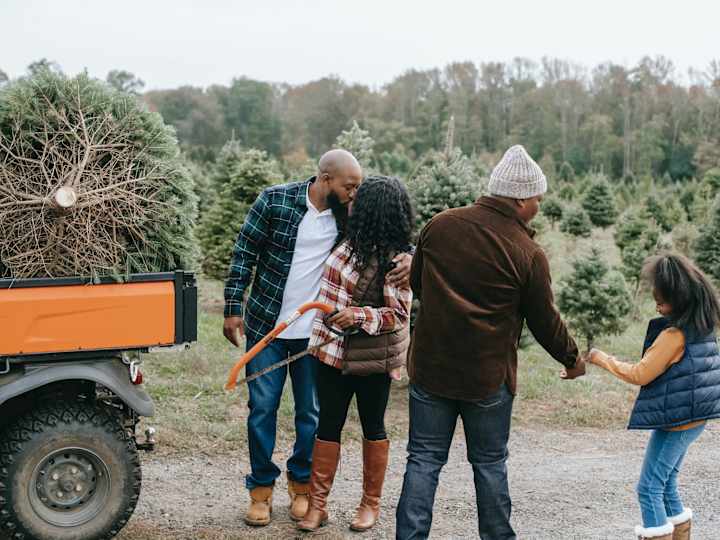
[0,271,197,358]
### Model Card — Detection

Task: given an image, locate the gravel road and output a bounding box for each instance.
[119,423,720,539]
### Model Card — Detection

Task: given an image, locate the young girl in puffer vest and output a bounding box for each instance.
[588,254,720,540]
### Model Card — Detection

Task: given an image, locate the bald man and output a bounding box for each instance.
[223,149,411,526]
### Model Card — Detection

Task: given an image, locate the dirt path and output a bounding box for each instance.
[120,423,720,539]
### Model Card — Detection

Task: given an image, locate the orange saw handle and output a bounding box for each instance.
[225,302,335,391]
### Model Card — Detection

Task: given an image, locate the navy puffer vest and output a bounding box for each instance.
[628,317,720,430]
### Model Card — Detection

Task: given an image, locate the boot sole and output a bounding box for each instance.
[297,520,328,532]
[244,519,272,527]
[244,509,273,527]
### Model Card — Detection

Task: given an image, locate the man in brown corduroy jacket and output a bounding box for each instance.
[396,145,586,540]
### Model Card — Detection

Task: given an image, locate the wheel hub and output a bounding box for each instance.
[29,447,110,527]
[36,452,98,510]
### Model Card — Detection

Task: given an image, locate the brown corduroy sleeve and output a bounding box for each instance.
[521,248,579,368]
[409,225,426,300]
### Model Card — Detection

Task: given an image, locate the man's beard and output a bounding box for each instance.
[327,191,349,233]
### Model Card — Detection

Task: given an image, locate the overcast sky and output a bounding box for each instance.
[2,0,718,90]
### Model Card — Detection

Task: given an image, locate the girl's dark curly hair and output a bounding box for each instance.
[642,253,720,337]
[346,175,414,277]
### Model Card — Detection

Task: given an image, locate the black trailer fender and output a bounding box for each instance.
[0,359,155,416]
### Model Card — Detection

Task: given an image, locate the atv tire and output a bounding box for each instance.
[0,401,141,540]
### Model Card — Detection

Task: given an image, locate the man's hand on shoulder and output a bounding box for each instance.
[386,252,412,287]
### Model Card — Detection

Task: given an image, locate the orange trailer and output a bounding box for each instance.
[0,271,197,358]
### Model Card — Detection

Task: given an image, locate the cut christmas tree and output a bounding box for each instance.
[0,70,197,279]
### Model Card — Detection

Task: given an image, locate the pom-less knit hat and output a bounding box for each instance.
[488,144,547,199]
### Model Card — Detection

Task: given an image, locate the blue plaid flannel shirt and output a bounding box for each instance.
[224,177,335,345]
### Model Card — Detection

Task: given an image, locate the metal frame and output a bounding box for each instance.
[0,358,155,417]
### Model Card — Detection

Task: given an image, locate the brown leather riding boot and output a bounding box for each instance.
[287,471,310,521]
[296,439,341,532]
[669,508,692,540]
[350,438,390,531]
[244,485,273,526]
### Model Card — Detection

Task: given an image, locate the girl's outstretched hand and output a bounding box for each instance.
[585,348,602,365]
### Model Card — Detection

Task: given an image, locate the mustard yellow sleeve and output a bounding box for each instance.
[590,328,685,386]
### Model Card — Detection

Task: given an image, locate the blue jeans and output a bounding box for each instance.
[396,383,516,540]
[637,423,706,528]
[244,337,319,490]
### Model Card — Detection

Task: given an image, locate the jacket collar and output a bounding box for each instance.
[295,176,315,210]
[475,196,536,238]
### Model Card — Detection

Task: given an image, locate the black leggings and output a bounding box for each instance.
[316,361,391,443]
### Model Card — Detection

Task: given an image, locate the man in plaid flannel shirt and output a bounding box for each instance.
[222,149,411,526]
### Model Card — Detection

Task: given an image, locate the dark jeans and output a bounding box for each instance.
[244,337,318,490]
[316,360,391,442]
[396,383,516,540]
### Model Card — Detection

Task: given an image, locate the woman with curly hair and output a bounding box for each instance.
[297,175,414,532]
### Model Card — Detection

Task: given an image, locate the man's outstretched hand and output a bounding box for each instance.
[560,355,586,380]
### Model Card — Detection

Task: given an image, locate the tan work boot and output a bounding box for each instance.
[635,522,674,540]
[350,438,390,531]
[287,471,310,521]
[297,439,341,532]
[668,508,692,540]
[244,485,273,526]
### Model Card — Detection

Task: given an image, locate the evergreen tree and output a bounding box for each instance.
[581,178,618,228]
[619,224,660,296]
[664,196,686,228]
[622,171,636,185]
[558,248,632,350]
[541,196,564,229]
[703,168,720,197]
[671,222,699,257]
[408,120,482,232]
[614,184,634,213]
[614,208,660,307]
[614,207,657,251]
[694,195,720,283]
[691,169,720,223]
[679,181,697,221]
[334,121,375,170]
[558,183,576,201]
[559,207,592,238]
[532,212,549,236]
[198,145,278,279]
[558,161,575,182]
[644,194,672,232]
[185,157,212,216]
[0,69,197,278]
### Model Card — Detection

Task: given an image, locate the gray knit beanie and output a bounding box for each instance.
[488,145,547,199]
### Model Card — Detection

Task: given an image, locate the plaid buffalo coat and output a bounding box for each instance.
[309,241,412,369]
[224,178,344,345]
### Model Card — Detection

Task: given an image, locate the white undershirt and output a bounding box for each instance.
[277,186,338,339]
